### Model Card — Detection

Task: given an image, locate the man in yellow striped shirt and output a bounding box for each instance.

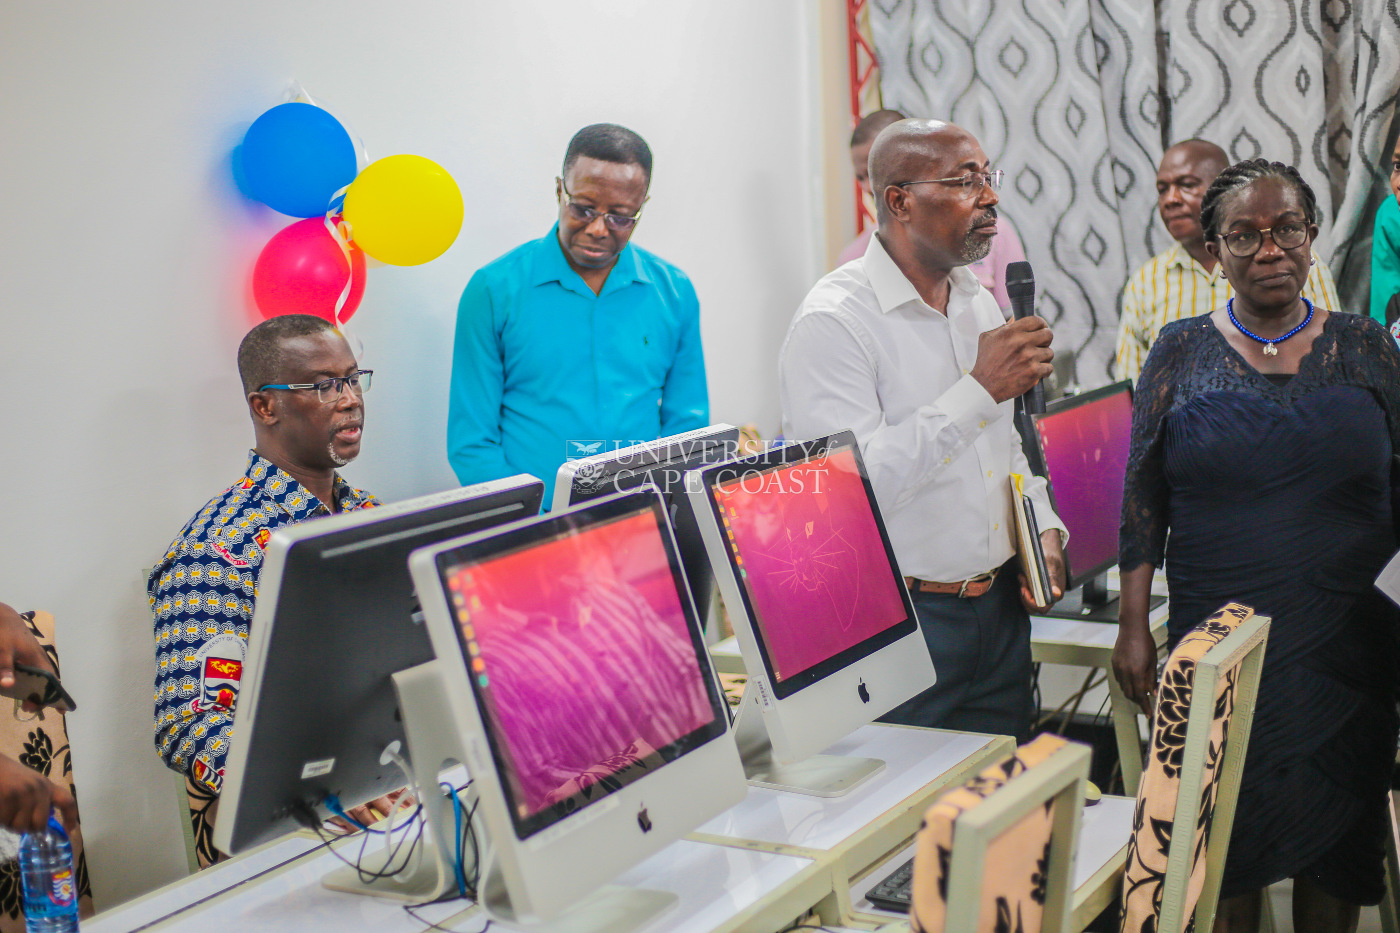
[1115,140,1340,381]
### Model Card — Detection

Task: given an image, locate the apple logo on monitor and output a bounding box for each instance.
[857,679,870,704]
[637,805,652,833]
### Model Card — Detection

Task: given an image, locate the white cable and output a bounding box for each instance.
[380,741,423,883]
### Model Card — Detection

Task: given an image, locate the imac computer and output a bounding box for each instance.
[553,424,740,632]
[213,474,545,862]
[686,430,935,797]
[1030,380,1164,622]
[405,486,745,930]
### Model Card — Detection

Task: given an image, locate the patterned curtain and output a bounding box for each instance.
[870,0,1400,386]
[1162,0,1400,312]
[870,1,1167,385]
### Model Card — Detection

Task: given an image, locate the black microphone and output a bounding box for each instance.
[1004,261,1046,415]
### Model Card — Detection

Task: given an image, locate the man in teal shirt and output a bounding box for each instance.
[448,123,708,502]
[1371,143,1400,330]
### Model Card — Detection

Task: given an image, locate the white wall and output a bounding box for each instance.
[0,1,826,907]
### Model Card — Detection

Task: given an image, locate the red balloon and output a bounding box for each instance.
[253,217,366,323]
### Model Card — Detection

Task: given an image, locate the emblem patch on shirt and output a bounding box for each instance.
[254,528,271,550]
[192,757,225,793]
[195,634,245,714]
[209,541,250,568]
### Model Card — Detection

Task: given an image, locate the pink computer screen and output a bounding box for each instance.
[1033,386,1133,581]
[443,508,716,826]
[711,445,908,685]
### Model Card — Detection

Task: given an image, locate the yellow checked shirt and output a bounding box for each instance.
[1114,243,1341,381]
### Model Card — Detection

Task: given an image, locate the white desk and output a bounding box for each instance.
[842,793,1136,931]
[690,723,1013,925]
[86,827,828,933]
[1031,598,1170,795]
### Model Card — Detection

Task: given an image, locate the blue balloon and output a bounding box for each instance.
[240,102,357,217]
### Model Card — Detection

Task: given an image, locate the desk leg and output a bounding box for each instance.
[1107,672,1145,796]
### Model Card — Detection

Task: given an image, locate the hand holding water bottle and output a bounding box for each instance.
[19,808,78,932]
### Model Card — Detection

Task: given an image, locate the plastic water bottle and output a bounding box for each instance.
[19,813,79,932]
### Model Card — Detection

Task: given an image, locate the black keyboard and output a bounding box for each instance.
[864,855,916,913]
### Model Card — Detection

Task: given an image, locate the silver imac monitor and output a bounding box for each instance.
[407,486,745,931]
[213,474,544,858]
[552,424,741,631]
[686,430,935,796]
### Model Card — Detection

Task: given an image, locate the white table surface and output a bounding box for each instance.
[847,793,1136,919]
[695,724,996,851]
[85,835,328,933]
[87,831,816,933]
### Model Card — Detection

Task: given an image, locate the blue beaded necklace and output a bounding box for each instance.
[1226,297,1314,357]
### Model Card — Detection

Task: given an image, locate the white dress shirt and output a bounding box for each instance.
[779,233,1065,583]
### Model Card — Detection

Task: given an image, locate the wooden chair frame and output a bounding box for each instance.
[1156,614,1269,933]
[941,741,1091,933]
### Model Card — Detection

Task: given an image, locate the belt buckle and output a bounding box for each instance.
[958,570,996,598]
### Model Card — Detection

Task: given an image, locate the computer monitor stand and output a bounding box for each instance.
[1040,572,1166,624]
[323,661,677,933]
[731,681,885,797]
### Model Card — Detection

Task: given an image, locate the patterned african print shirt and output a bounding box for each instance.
[149,451,378,794]
[1114,242,1341,382]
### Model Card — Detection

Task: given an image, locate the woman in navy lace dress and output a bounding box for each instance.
[1112,159,1400,933]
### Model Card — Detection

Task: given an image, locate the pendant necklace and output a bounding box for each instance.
[1227,297,1314,357]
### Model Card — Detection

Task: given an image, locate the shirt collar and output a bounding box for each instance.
[1164,242,1223,283]
[529,223,650,297]
[241,450,372,519]
[864,232,981,314]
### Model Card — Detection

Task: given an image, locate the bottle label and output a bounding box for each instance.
[49,867,74,907]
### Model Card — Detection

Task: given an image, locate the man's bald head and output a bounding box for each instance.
[1156,138,1230,249]
[1164,139,1228,177]
[868,120,1001,272]
[867,119,972,211]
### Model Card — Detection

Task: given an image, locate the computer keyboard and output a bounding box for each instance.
[864,855,915,913]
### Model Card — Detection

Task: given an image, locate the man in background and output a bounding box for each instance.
[1115,139,1341,381]
[448,123,707,504]
[782,119,1066,741]
[149,315,392,865]
[837,109,1028,316]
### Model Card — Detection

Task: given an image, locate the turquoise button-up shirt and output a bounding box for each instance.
[448,225,708,503]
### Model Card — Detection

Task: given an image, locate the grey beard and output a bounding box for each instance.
[959,231,994,264]
[328,443,356,467]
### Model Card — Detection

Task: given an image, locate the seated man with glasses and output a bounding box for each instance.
[448,122,707,504]
[148,314,388,865]
[780,119,1066,742]
[1115,138,1339,382]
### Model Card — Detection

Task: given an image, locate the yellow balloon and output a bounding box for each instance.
[343,154,464,266]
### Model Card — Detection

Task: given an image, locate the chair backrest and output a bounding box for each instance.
[909,733,1091,933]
[1120,603,1270,933]
[0,612,95,927]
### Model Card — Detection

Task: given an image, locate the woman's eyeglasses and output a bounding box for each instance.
[1219,223,1308,258]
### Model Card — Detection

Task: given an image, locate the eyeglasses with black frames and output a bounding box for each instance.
[557,178,647,231]
[258,370,373,403]
[896,169,1004,196]
[1219,223,1309,258]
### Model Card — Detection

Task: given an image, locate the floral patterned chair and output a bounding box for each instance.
[907,733,1091,933]
[0,612,94,928]
[1120,603,1269,933]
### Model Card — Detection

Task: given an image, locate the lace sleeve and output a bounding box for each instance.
[1119,322,1194,571]
[1353,316,1400,457]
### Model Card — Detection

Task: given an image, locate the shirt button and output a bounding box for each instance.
[993,523,999,531]
[979,420,987,428]
[943,457,951,464]
[987,470,994,477]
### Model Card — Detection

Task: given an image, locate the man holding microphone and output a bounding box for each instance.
[779,120,1065,741]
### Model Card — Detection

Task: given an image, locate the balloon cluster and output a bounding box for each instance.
[241,101,464,324]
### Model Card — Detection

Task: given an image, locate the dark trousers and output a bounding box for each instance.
[879,565,1033,742]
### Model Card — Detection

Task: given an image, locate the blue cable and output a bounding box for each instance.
[441,781,468,896]
[323,793,383,834]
